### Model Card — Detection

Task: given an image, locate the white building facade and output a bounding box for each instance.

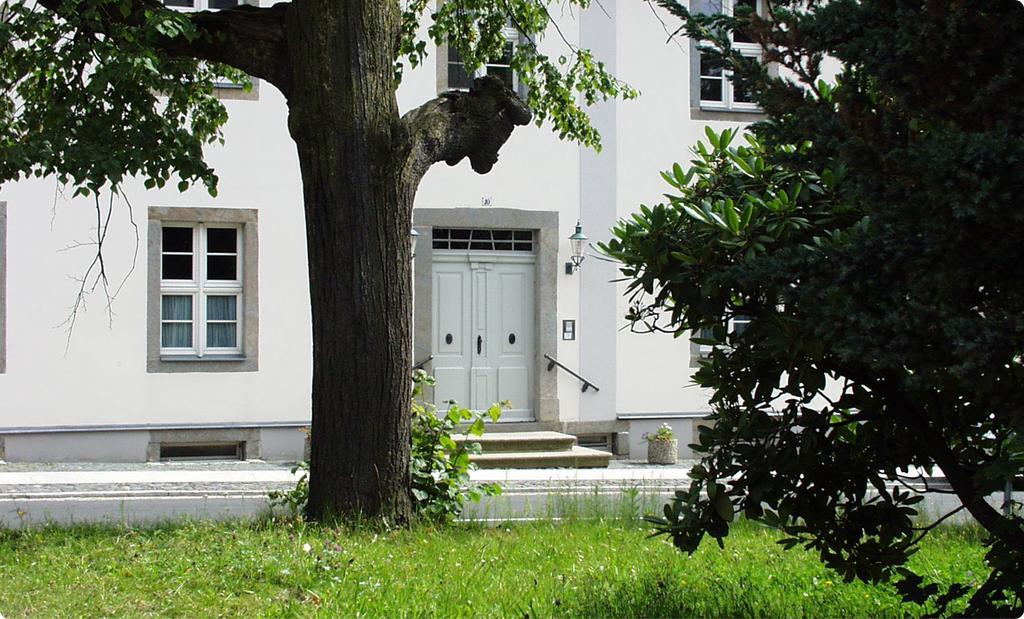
[0,1,765,462]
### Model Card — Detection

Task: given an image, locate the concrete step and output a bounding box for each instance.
[469,445,612,469]
[453,431,576,454]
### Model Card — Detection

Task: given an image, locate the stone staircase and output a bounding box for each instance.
[454,431,612,469]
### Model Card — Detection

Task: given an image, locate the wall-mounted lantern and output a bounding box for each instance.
[565,221,588,274]
[410,228,420,259]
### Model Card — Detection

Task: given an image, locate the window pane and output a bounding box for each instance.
[162,295,193,321]
[207,323,237,348]
[495,41,514,65]
[207,228,237,254]
[208,0,239,8]
[207,255,238,280]
[692,0,724,15]
[733,0,758,42]
[162,227,193,253]
[487,65,514,89]
[733,80,754,103]
[162,323,194,348]
[163,0,195,6]
[162,254,193,280]
[207,296,237,321]
[448,63,475,90]
[700,54,724,78]
[701,78,724,102]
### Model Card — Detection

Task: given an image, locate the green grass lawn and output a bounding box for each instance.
[0,517,987,618]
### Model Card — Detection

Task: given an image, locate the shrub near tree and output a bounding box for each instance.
[603,0,1024,615]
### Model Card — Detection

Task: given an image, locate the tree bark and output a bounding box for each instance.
[284,0,413,522]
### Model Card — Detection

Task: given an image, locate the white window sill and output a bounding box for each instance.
[698,103,763,114]
[160,354,247,362]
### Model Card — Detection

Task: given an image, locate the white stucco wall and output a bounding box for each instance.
[0,2,761,433]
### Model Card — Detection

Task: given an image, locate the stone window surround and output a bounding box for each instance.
[412,208,560,425]
[0,201,6,374]
[147,206,259,373]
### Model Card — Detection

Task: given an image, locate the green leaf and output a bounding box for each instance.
[704,125,720,149]
[714,493,733,522]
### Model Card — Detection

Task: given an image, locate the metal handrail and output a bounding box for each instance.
[544,353,600,393]
[412,355,434,371]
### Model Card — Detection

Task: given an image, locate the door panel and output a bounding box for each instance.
[497,367,529,414]
[432,264,470,408]
[492,263,534,420]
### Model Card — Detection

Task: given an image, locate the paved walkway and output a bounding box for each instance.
[0,460,696,528]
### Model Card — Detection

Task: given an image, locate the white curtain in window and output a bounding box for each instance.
[206,296,238,348]
[161,295,193,348]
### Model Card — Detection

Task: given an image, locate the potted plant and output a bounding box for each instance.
[645,423,678,465]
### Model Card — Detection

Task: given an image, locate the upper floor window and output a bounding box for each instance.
[164,0,242,11]
[696,315,752,360]
[163,0,260,96]
[442,20,522,94]
[693,0,763,113]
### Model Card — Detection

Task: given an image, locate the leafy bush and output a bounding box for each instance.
[410,370,505,521]
[268,461,310,518]
[270,371,505,521]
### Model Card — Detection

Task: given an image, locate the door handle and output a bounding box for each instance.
[477,335,482,355]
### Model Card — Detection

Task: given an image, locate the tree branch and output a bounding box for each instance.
[166,3,290,92]
[400,75,532,185]
[35,0,291,93]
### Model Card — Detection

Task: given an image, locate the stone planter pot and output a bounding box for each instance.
[647,438,678,465]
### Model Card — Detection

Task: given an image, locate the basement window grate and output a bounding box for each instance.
[159,442,246,461]
[576,434,613,453]
[432,228,534,252]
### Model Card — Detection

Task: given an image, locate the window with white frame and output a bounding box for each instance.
[697,315,752,359]
[160,224,243,357]
[694,0,763,112]
[445,21,521,93]
[164,0,242,11]
[163,0,256,92]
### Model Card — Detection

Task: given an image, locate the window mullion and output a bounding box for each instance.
[198,225,206,358]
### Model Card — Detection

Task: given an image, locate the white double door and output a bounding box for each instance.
[432,254,535,422]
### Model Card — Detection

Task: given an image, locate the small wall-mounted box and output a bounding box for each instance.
[562,319,576,341]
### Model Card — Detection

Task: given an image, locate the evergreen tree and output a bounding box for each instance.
[604,1,1024,614]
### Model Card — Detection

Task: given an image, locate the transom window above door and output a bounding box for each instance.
[432,228,534,252]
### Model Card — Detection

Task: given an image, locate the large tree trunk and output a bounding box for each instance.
[284,0,413,522]
[260,0,529,522]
